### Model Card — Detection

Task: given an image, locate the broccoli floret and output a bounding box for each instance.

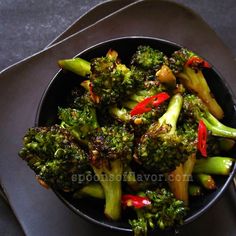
[19,125,91,191]
[168,48,195,74]
[136,94,196,173]
[89,125,134,220]
[130,66,155,89]
[130,45,168,90]
[168,48,224,119]
[182,94,236,139]
[129,218,148,236]
[128,189,187,236]
[90,49,133,105]
[58,93,99,144]
[131,45,167,71]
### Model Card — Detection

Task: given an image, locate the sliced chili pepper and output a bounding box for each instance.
[197,120,208,157]
[130,92,170,116]
[121,194,151,209]
[186,56,211,69]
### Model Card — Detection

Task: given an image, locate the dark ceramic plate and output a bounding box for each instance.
[36,37,236,232]
[1,1,236,235]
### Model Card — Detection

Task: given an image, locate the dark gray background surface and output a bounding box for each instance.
[0,0,235,72]
[0,0,235,235]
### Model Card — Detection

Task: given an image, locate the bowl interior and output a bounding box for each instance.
[36,37,236,231]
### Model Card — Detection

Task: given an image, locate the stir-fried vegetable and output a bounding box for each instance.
[19,44,236,236]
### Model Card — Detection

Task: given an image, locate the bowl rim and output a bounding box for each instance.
[35,36,236,232]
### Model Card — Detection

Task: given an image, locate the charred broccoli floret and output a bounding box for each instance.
[58,93,99,144]
[19,125,90,191]
[127,189,187,236]
[130,45,168,89]
[136,94,197,173]
[131,45,167,71]
[168,48,195,74]
[90,49,133,105]
[89,125,134,220]
[168,48,224,119]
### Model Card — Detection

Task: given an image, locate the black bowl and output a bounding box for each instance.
[36,37,236,232]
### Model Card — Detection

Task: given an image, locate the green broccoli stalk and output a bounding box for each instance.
[89,125,134,220]
[183,94,236,139]
[58,94,99,144]
[123,189,187,236]
[58,57,91,77]
[109,106,131,123]
[195,174,216,190]
[168,153,196,205]
[18,125,91,191]
[168,48,224,119]
[193,157,235,175]
[73,183,105,199]
[137,93,196,173]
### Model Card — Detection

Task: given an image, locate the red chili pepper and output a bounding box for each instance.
[121,194,151,209]
[186,56,211,68]
[197,120,208,157]
[130,92,170,116]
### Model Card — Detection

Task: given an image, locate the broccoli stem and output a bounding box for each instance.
[196,174,216,190]
[109,106,131,122]
[73,183,105,199]
[124,86,164,109]
[124,166,140,191]
[202,112,236,139]
[92,159,123,220]
[178,66,224,119]
[168,164,188,205]
[193,157,235,175]
[168,154,196,205]
[129,93,145,103]
[58,58,91,77]
[158,93,183,134]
